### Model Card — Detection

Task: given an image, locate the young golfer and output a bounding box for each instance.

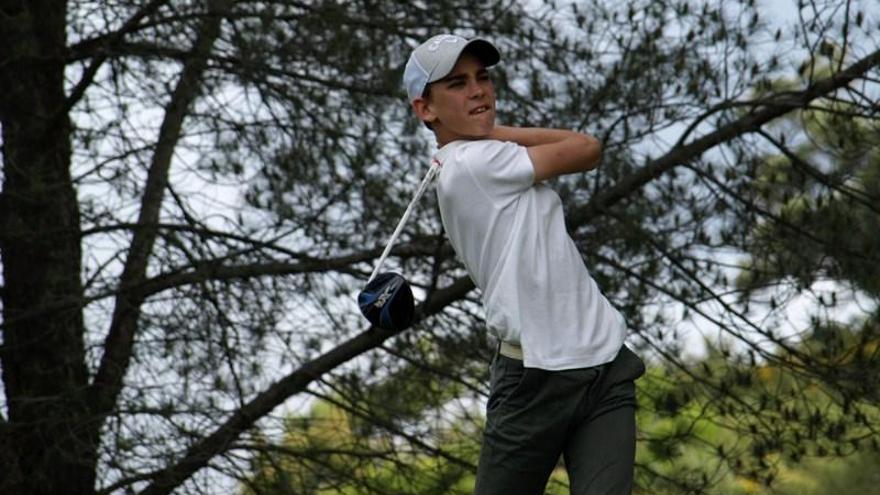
[403,34,646,494]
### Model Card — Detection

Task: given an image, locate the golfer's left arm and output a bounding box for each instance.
[488,125,602,182]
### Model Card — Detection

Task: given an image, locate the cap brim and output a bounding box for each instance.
[463,38,501,67]
[427,38,501,84]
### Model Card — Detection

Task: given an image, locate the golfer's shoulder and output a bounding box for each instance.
[455,141,533,194]
[443,139,524,168]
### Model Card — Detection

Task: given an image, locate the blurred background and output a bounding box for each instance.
[1,1,878,493]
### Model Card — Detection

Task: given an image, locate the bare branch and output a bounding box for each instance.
[757,129,880,215]
[64,0,169,112]
[89,0,232,420]
[136,275,474,495]
[568,48,880,230]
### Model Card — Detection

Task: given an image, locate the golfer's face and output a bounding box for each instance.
[428,54,495,143]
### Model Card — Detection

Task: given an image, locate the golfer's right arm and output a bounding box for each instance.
[489,125,601,182]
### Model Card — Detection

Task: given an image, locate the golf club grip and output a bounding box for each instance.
[368,162,441,282]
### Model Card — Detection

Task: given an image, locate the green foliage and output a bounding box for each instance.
[244,352,880,495]
[244,397,480,495]
[631,336,880,493]
[738,94,880,297]
[734,56,880,408]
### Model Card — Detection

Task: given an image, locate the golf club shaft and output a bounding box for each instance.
[368,161,441,282]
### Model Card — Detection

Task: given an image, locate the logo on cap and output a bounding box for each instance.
[427,34,463,52]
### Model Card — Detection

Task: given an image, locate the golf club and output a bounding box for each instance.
[358,160,442,331]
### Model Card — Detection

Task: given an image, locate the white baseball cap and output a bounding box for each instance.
[403,34,501,102]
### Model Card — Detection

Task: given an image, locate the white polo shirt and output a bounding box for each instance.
[434,139,627,370]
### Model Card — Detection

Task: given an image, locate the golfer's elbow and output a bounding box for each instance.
[529,131,603,182]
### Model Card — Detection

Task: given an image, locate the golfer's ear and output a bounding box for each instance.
[411,97,437,126]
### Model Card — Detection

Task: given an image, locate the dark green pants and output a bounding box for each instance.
[475,345,646,495]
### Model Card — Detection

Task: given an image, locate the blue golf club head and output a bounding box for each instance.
[358,272,415,331]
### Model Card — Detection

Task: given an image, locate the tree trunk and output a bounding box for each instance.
[0,1,94,493]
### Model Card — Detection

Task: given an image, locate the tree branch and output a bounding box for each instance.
[136,275,474,495]
[131,47,880,495]
[89,0,232,419]
[0,236,455,334]
[64,0,169,113]
[567,48,880,230]
[756,129,880,215]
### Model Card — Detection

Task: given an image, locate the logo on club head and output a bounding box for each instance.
[374,277,403,308]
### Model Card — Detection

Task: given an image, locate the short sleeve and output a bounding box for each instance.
[459,140,534,202]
